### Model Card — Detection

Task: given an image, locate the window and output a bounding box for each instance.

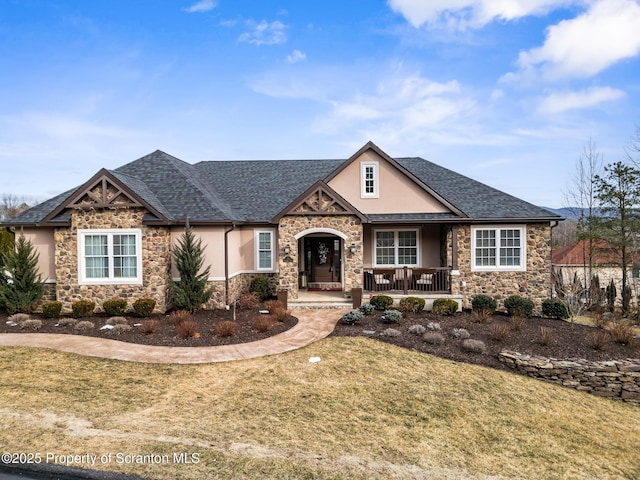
[255,230,275,271]
[472,226,526,271]
[361,162,379,198]
[374,230,418,266]
[78,229,142,284]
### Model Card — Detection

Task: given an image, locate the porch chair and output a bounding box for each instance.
[364,269,396,291]
[412,268,436,291]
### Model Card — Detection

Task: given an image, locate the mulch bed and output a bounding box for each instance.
[329,311,640,371]
[0,309,297,348]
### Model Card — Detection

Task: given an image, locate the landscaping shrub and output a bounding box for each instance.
[341,310,364,325]
[542,298,569,319]
[592,312,609,329]
[432,298,458,316]
[427,321,441,331]
[382,309,402,323]
[408,324,426,335]
[74,320,95,331]
[422,332,445,345]
[112,324,132,334]
[461,339,486,354]
[359,303,375,316]
[175,319,198,339]
[171,225,214,312]
[452,328,470,340]
[102,299,128,316]
[8,313,30,323]
[215,321,238,338]
[263,300,288,322]
[71,300,95,319]
[57,318,77,327]
[587,330,610,350]
[170,310,192,326]
[41,301,62,319]
[398,296,425,314]
[471,294,497,313]
[510,315,526,332]
[0,235,44,314]
[249,276,272,301]
[132,298,156,317]
[605,280,616,313]
[504,295,534,317]
[370,295,393,311]
[489,322,511,342]
[472,309,493,323]
[538,326,557,346]
[140,319,158,335]
[382,328,401,337]
[253,315,274,333]
[106,316,129,326]
[20,319,42,331]
[237,292,261,310]
[609,321,635,345]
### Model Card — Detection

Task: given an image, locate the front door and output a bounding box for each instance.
[307,237,341,284]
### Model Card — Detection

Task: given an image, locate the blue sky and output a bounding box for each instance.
[1,0,640,208]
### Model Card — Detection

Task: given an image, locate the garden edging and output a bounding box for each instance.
[498,351,640,405]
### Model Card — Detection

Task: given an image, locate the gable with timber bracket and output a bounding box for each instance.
[272,180,367,222]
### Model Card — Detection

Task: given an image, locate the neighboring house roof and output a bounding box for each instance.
[552,239,640,266]
[3,142,562,227]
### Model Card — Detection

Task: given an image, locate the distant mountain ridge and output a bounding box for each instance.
[541,207,605,220]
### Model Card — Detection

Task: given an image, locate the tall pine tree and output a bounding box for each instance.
[170,224,214,313]
[0,235,44,314]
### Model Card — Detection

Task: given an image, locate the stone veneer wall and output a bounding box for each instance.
[498,351,640,405]
[202,273,278,309]
[278,215,363,299]
[54,209,171,313]
[451,223,552,312]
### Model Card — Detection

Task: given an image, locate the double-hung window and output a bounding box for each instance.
[78,229,142,284]
[361,162,379,198]
[374,229,418,266]
[472,226,526,271]
[255,230,275,271]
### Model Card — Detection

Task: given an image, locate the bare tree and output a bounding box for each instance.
[0,194,32,221]
[563,138,603,299]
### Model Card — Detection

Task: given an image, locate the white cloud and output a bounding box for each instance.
[286,49,306,63]
[537,86,625,114]
[516,0,640,79]
[238,20,287,46]
[184,0,216,13]
[387,0,578,30]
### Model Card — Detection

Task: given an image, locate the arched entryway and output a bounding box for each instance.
[295,228,348,292]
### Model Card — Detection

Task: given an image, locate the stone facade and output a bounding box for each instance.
[203,272,279,310]
[278,215,363,299]
[54,208,171,313]
[499,351,640,405]
[452,223,552,312]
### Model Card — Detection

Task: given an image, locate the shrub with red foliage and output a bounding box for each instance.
[140,319,158,335]
[237,293,261,310]
[176,319,198,339]
[170,310,192,327]
[253,315,275,333]
[215,320,238,338]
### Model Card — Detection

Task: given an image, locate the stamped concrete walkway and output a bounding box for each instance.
[0,309,347,364]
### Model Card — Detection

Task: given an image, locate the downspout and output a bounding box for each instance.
[550,221,559,298]
[224,223,236,307]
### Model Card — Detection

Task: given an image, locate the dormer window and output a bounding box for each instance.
[361,162,379,198]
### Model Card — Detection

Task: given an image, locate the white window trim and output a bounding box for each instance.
[77,228,143,285]
[373,228,420,267]
[361,161,379,198]
[255,229,276,271]
[471,225,527,272]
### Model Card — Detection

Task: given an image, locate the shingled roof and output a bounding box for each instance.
[3,143,561,226]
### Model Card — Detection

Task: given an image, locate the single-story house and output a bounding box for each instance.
[3,141,561,313]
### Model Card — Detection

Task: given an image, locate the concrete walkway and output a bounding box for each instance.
[0,309,347,364]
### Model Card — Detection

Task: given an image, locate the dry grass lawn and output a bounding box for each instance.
[1,337,639,480]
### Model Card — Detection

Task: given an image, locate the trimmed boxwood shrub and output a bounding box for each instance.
[341,309,364,325]
[249,276,272,301]
[71,300,95,319]
[504,295,534,317]
[359,303,375,316]
[370,295,393,310]
[471,294,497,313]
[41,301,62,319]
[398,296,426,313]
[132,298,156,317]
[102,299,128,316]
[542,298,569,319]
[432,298,458,316]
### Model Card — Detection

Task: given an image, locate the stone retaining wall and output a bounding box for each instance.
[498,351,640,405]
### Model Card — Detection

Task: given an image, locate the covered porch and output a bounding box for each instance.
[363,266,452,294]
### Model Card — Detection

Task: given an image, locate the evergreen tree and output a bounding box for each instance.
[0,235,44,314]
[170,224,214,313]
[0,228,13,270]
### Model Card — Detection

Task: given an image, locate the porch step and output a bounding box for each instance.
[289,299,353,309]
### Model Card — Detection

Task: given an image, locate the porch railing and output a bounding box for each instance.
[363,267,451,295]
